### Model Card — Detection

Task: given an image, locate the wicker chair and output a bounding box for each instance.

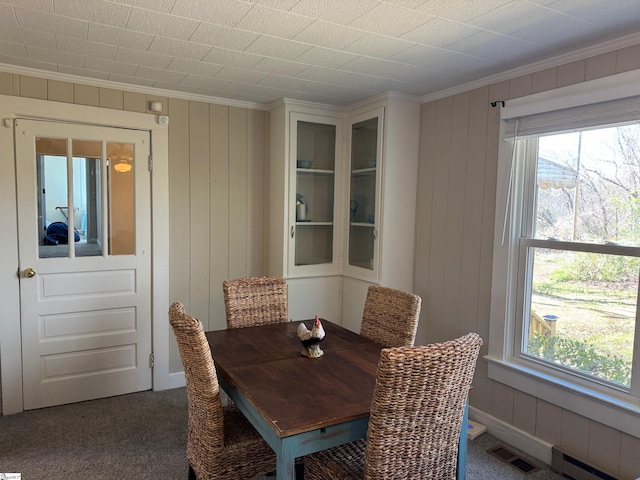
[222,275,288,329]
[359,285,422,348]
[304,332,483,480]
[168,302,277,480]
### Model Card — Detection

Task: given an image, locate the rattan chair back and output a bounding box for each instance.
[304,332,483,480]
[223,275,288,329]
[169,302,276,480]
[360,285,421,348]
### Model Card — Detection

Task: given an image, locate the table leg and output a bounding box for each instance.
[457,398,469,480]
[276,439,296,480]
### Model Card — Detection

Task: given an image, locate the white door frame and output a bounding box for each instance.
[0,94,170,414]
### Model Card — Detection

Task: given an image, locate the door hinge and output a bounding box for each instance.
[149,352,154,368]
[148,155,153,172]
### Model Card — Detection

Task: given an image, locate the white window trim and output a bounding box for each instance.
[487,70,640,437]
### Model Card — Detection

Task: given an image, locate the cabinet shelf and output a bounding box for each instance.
[350,222,375,227]
[351,168,376,175]
[297,168,334,174]
[296,221,333,226]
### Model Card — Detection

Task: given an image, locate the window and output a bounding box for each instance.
[520,127,639,389]
[487,76,640,437]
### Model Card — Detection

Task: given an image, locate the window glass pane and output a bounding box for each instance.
[536,125,640,246]
[107,142,135,255]
[524,247,637,387]
[72,146,103,257]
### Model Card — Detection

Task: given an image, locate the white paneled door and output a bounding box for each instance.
[15,119,152,410]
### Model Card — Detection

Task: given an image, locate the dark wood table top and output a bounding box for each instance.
[206,320,383,437]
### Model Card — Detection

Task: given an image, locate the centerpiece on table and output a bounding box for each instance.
[297,316,325,358]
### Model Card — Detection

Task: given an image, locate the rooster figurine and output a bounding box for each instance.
[297,316,326,358]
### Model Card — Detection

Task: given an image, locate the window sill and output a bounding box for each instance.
[485,355,640,437]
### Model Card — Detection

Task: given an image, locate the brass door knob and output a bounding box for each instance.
[24,267,36,278]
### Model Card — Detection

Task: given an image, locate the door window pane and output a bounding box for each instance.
[107,142,135,255]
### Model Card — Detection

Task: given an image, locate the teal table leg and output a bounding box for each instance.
[457,399,469,480]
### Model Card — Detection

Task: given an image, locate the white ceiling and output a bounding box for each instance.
[1,0,640,107]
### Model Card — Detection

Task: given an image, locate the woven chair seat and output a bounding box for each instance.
[169,302,277,480]
[223,276,288,329]
[304,333,483,480]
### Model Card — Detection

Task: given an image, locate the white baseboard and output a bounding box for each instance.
[469,407,554,466]
[157,371,185,390]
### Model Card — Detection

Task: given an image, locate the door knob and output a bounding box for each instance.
[23,267,36,278]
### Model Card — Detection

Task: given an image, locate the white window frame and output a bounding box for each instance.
[486,70,640,437]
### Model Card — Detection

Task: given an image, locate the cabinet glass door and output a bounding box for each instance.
[292,117,339,271]
[347,111,382,275]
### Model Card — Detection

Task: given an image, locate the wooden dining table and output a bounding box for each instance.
[205,319,469,480]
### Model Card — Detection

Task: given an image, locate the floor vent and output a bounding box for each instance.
[487,446,540,475]
[551,446,622,480]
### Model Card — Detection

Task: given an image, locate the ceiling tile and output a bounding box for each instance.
[236,4,315,39]
[251,57,309,76]
[215,65,269,83]
[8,0,54,12]
[389,44,456,68]
[55,34,117,59]
[0,26,55,50]
[294,46,358,69]
[26,44,84,67]
[170,0,252,27]
[189,22,259,50]
[107,72,155,87]
[125,7,199,40]
[348,3,433,38]
[115,47,173,69]
[468,0,560,36]
[0,39,27,58]
[167,57,223,77]
[202,46,263,70]
[1,54,58,71]
[295,65,350,83]
[84,56,138,76]
[290,0,381,26]
[258,74,309,90]
[245,36,313,61]
[110,0,175,12]
[153,81,199,94]
[340,56,400,76]
[88,23,154,50]
[53,0,131,28]
[342,33,414,59]
[401,17,481,48]
[135,65,187,84]
[58,64,108,79]
[15,7,88,39]
[148,36,211,61]
[415,0,512,22]
[0,3,18,28]
[181,74,230,89]
[293,20,367,50]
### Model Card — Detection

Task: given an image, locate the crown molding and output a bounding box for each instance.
[0,63,270,111]
[419,31,640,104]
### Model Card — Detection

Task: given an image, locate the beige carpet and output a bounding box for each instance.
[0,388,563,480]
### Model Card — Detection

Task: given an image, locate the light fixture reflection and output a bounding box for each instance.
[109,143,134,174]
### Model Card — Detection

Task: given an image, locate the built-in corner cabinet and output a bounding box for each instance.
[269,95,419,327]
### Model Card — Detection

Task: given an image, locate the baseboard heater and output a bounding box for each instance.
[551,446,627,480]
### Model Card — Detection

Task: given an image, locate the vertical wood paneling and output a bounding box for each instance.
[247,109,265,274]
[123,91,146,113]
[414,101,437,345]
[188,101,211,328]
[459,87,488,339]
[167,97,190,373]
[442,92,469,339]
[0,72,12,94]
[512,390,537,435]
[557,60,586,88]
[619,433,640,479]
[560,409,590,454]
[228,107,248,279]
[531,68,557,94]
[99,88,124,110]
[587,421,621,473]
[492,381,514,423]
[508,74,532,99]
[615,44,640,73]
[74,84,99,106]
[20,76,47,99]
[209,104,230,331]
[585,52,616,81]
[427,97,453,344]
[47,80,73,103]
[535,400,562,446]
